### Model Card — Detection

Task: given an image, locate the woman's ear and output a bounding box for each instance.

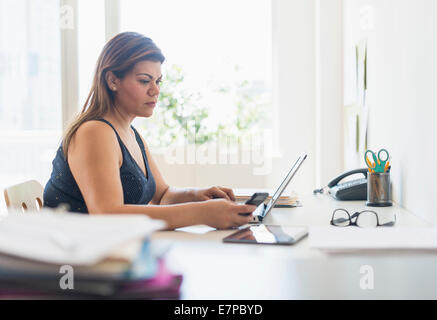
[105,71,119,92]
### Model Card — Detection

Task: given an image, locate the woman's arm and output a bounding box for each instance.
[90,199,250,230]
[159,186,237,204]
[67,121,255,229]
[157,186,198,204]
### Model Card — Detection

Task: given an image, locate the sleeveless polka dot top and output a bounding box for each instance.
[43,119,156,213]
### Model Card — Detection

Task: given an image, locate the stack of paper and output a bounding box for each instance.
[234,188,300,207]
[309,226,437,252]
[0,209,182,299]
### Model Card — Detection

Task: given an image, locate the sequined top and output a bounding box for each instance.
[43,119,156,213]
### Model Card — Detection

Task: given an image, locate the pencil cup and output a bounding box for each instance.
[366,172,392,207]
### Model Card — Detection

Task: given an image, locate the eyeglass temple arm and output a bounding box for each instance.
[380,214,397,226]
[331,217,349,224]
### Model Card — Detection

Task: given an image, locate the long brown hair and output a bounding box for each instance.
[62,32,165,159]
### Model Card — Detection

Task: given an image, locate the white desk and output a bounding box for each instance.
[151,194,437,299]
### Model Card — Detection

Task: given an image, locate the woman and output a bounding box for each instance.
[43,32,256,229]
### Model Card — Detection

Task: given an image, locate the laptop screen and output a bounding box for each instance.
[261,154,307,218]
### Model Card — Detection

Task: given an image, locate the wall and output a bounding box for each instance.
[267,0,316,194]
[315,0,344,187]
[344,0,437,223]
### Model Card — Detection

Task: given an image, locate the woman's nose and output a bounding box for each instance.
[148,82,160,96]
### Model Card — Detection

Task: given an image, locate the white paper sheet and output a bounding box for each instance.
[0,209,165,266]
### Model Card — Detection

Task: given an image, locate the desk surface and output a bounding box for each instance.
[151,194,436,299]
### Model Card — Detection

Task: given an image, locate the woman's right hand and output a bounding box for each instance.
[200,198,257,229]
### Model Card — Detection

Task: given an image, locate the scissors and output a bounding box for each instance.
[364,149,390,173]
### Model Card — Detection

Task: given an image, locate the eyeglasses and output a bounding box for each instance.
[330,208,396,228]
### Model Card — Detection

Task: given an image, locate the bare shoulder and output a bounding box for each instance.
[69,120,120,159]
[75,120,116,140]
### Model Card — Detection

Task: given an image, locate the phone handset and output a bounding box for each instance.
[313,168,368,194]
[327,168,368,188]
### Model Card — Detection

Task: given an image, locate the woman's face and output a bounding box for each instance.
[112,60,162,118]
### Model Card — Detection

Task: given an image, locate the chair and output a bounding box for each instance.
[3,180,44,212]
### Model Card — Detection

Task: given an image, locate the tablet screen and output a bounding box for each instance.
[223,225,308,245]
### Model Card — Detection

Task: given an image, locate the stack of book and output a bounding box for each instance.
[234,188,301,208]
[0,210,182,299]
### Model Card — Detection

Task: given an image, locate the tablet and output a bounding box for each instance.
[223,225,308,245]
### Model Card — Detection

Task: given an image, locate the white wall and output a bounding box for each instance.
[344,0,437,223]
[267,0,317,194]
[315,0,344,187]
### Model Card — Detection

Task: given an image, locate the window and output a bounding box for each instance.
[77,0,105,109]
[0,0,274,212]
[0,0,62,210]
[120,0,272,148]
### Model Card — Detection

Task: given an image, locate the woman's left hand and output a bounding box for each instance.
[193,186,236,202]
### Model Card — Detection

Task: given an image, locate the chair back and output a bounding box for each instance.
[4,180,44,212]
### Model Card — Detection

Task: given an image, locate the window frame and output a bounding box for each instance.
[61,0,79,130]
[60,0,120,130]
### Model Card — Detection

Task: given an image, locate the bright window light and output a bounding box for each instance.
[0,0,62,210]
[77,0,105,109]
[120,0,272,148]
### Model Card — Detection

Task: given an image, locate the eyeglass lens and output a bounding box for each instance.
[355,211,378,228]
[332,209,379,228]
[332,209,350,227]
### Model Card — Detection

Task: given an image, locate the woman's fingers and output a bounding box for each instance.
[204,198,256,229]
[218,186,236,201]
[228,203,255,227]
[209,187,230,200]
[234,204,257,214]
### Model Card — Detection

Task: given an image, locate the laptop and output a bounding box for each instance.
[248,153,307,224]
